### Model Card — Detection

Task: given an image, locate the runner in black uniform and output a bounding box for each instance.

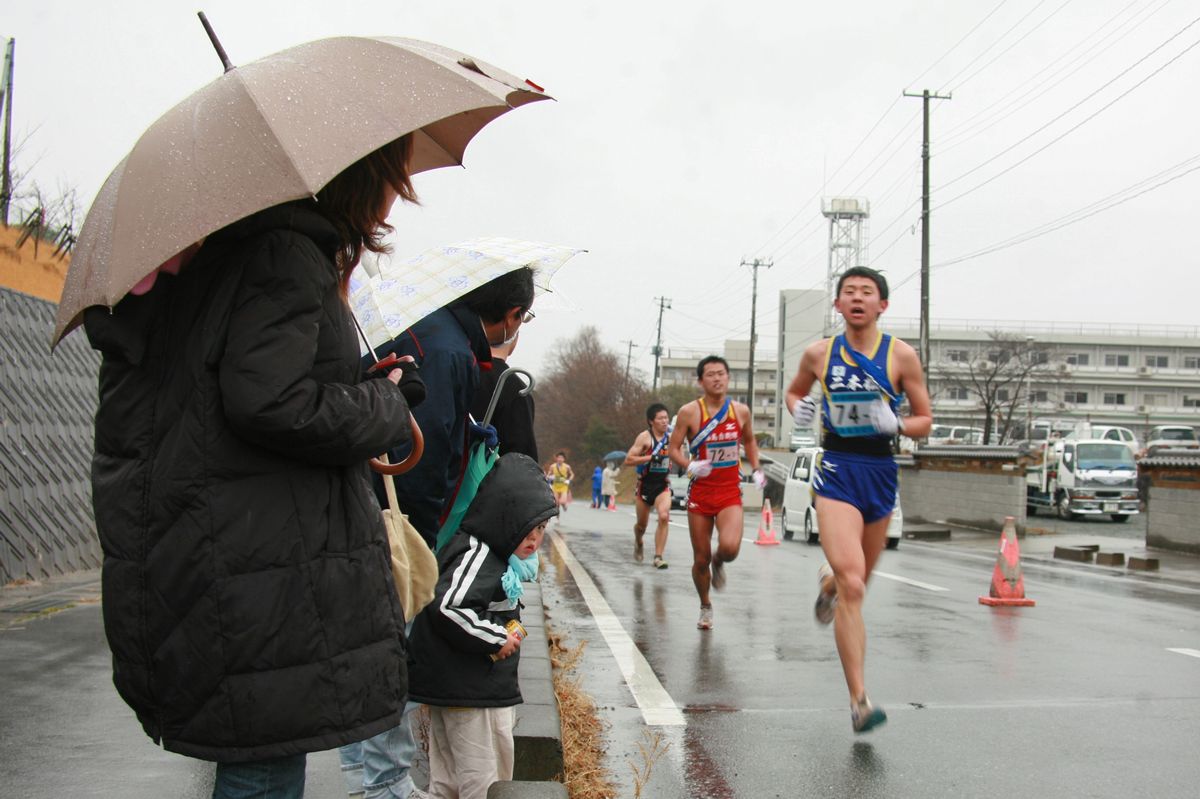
[625,403,673,569]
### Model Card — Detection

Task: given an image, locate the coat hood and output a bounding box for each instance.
[458,453,557,560]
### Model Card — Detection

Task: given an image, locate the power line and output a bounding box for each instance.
[933,24,1200,212]
[935,13,1200,199]
[938,0,1160,148]
[948,0,1076,92]
[931,155,1200,270]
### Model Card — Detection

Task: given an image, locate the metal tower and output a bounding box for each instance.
[821,197,870,335]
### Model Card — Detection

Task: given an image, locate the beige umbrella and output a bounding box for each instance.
[52,29,550,344]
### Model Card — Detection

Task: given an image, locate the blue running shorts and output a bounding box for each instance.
[812,450,898,523]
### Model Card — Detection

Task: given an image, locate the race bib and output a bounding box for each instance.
[706,441,738,468]
[828,391,878,437]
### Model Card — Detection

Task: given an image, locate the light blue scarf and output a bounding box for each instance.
[501,552,540,601]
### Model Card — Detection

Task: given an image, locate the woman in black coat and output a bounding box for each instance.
[84,135,424,796]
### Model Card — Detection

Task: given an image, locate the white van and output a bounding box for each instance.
[779,447,902,549]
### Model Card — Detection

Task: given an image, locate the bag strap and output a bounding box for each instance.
[379,453,401,514]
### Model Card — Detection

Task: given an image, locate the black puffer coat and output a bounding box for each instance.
[84,202,413,762]
[406,454,556,707]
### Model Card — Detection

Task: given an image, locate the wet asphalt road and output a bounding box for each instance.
[541,502,1200,798]
[0,580,348,797]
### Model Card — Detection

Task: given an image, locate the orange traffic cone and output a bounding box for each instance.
[754,499,781,546]
[607,494,617,511]
[979,516,1035,607]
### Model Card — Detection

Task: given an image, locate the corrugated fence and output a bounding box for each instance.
[0,287,101,583]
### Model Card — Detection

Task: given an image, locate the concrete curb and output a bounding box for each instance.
[511,580,565,783]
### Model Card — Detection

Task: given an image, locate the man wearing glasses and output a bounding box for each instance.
[353,267,536,799]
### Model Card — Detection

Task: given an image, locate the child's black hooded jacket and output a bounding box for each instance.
[406,453,557,707]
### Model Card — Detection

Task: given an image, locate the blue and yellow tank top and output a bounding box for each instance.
[820,332,900,456]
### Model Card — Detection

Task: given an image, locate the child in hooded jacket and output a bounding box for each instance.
[406,453,557,799]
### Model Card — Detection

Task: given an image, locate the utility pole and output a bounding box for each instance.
[0,38,14,226]
[620,339,639,382]
[651,296,672,393]
[741,257,772,416]
[903,88,951,382]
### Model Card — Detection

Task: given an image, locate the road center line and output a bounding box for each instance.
[1167,648,1200,659]
[873,570,949,592]
[549,529,686,726]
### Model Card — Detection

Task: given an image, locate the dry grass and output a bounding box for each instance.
[548,627,617,799]
[628,730,669,798]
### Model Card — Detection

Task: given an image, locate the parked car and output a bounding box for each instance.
[924,424,984,447]
[789,428,818,451]
[778,447,902,549]
[1141,425,1200,457]
[1063,424,1139,455]
[668,473,689,510]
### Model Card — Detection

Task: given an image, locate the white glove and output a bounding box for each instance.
[752,469,766,489]
[867,400,903,436]
[687,459,713,478]
[792,396,818,427]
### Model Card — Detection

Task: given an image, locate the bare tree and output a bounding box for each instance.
[934,332,1056,444]
[534,327,651,472]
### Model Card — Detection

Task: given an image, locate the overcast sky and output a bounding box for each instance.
[5,0,1199,380]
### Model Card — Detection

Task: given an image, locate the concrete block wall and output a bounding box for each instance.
[900,448,1026,533]
[1146,485,1200,555]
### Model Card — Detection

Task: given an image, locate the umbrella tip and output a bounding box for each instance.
[197,11,235,73]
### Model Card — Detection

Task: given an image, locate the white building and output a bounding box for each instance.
[657,290,1200,446]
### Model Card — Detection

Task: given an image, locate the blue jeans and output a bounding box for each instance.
[213,754,306,799]
[338,701,420,797]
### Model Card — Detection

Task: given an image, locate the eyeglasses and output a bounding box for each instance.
[522,310,536,324]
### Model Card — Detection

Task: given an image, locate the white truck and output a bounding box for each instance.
[1025,438,1140,522]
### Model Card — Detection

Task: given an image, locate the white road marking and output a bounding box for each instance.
[873,570,950,592]
[1167,648,1200,659]
[549,529,686,726]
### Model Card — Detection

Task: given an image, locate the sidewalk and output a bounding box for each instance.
[906,522,1200,589]
[1,569,561,796]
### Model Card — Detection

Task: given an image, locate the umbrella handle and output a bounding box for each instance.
[371,416,424,475]
[482,368,535,428]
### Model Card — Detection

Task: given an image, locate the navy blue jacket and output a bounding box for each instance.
[370,303,492,545]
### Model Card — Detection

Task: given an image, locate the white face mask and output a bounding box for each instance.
[497,323,520,347]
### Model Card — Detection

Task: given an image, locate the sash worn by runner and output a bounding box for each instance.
[689,398,732,455]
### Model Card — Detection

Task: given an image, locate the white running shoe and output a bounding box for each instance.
[697,604,714,630]
[814,562,837,625]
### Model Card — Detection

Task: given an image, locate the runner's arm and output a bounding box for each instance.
[894,340,933,438]
[667,404,695,471]
[784,342,824,415]
[624,431,652,466]
[738,403,761,471]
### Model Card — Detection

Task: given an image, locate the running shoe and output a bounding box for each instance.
[697,604,714,630]
[710,558,726,591]
[851,695,887,734]
[653,555,668,569]
[814,562,837,625]
[634,534,644,562]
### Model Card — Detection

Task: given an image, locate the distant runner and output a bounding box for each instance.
[668,356,765,630]
[785,266,931,734]
[624,403,674,569]
[546,452,574,515]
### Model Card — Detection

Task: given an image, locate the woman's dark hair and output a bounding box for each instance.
[458,267,536,324]
[316,134,419,291]
[646,403,668,423]
[696,355,729,379]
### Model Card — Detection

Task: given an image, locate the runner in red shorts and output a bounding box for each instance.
[668,355,765,630]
